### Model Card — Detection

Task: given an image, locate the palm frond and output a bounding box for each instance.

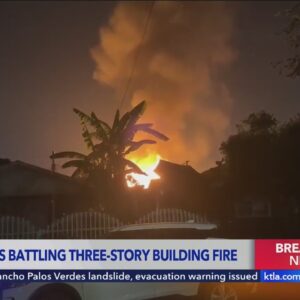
[139,127,169,141]
[74,108,111,136]
[73,108,92,126]
[82,126,95,150]
[126,100,146,129]
[123,158,146,175]
[62,159,90,169]
[90,112,111,140]
[90,112,111,131]
[125,123,154,141]
[124,140,157,155]
[117,101,146,135]
[118,112,131,132]
[50,151,86,160]
[133,123,153,130]
[86,143,107,160]
[112,109,120,130]
[85,131,98,139]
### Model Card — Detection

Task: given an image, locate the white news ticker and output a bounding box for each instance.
[0,240,254,270]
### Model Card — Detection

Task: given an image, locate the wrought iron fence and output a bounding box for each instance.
[136,208,207,224]
[0,208,206,239]
[42,212,123,239]
[0,216,36,239]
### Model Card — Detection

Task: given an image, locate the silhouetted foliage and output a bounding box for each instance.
[278,113,300,195]
[236,111,278,133]
[49,101,168,219]
[275,3,300,78]
[51,101,168,185]
[220,111,300,199]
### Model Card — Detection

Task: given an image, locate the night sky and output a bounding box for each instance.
[0,1,299,172]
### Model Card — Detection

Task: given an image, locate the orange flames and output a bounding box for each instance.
[126,154,161,189]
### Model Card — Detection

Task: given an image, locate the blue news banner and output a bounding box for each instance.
[0,270,259,283]
[2,270,300,283]
[1,240,300,286]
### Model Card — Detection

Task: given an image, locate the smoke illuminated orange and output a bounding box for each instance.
[126,154,161,189]
[92,2,236,171]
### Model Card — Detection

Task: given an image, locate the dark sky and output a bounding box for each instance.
[0,1,299,171]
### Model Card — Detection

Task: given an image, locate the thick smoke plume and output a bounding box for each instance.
[91,1,236,171]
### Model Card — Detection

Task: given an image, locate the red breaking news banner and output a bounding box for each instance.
[255,240,300,270]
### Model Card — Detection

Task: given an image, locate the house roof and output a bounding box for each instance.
[158,160,200,176]
[0,160,84,197]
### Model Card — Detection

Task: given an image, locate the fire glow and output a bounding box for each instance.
[126,154,161,189]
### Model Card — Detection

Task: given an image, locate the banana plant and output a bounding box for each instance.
[50,101,169,180]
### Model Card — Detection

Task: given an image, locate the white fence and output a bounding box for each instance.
[0,208,205,239]
[136,208,207,224]
[42,212,123,239]
[0,216,36,239]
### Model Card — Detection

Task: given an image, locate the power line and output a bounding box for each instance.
[119,1,155,111]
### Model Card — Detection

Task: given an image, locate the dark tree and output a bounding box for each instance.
[275,3,300,78]
[220,111,300,200]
